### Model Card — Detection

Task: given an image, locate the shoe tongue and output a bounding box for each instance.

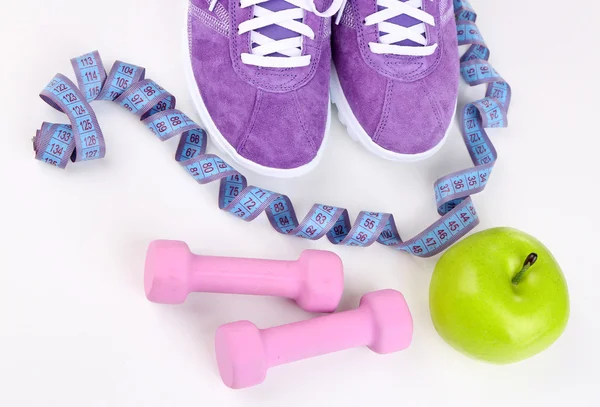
[379,0,425,47]
[253,0,303,58]
[252,0,333,58]
[255,0,297,41]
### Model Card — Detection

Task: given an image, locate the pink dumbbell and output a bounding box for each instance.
[144,240,344,313]
[215,289,413,389]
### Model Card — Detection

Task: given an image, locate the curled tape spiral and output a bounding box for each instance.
[33,0,509,258]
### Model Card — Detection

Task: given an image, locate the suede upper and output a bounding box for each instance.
[333,0,459,155]
[189,0,331,169]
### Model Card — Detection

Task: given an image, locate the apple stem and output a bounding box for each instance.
[512,253,538,285]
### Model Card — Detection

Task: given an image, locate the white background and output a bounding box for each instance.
[1,0,599,405]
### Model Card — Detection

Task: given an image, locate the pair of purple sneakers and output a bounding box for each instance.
[186,0,459,177]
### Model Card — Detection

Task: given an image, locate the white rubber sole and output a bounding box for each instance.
[330,65,455,163]
[183,13,331,179]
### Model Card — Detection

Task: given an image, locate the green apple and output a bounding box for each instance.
[429,227,569,364]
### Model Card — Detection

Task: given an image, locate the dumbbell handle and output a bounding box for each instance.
[188,255,301,299]
[261,307,371,366]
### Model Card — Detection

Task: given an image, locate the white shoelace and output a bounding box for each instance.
[357,0,438,57]
[209,0,345,68]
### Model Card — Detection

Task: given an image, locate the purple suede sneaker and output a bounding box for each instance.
[331,0,459,161]
[186,0,343,177]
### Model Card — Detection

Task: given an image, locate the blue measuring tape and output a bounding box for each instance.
[33,0,509,258]
[434,0,512,216]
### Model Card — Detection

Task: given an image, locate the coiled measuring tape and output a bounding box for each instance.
[33,0,509,258]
